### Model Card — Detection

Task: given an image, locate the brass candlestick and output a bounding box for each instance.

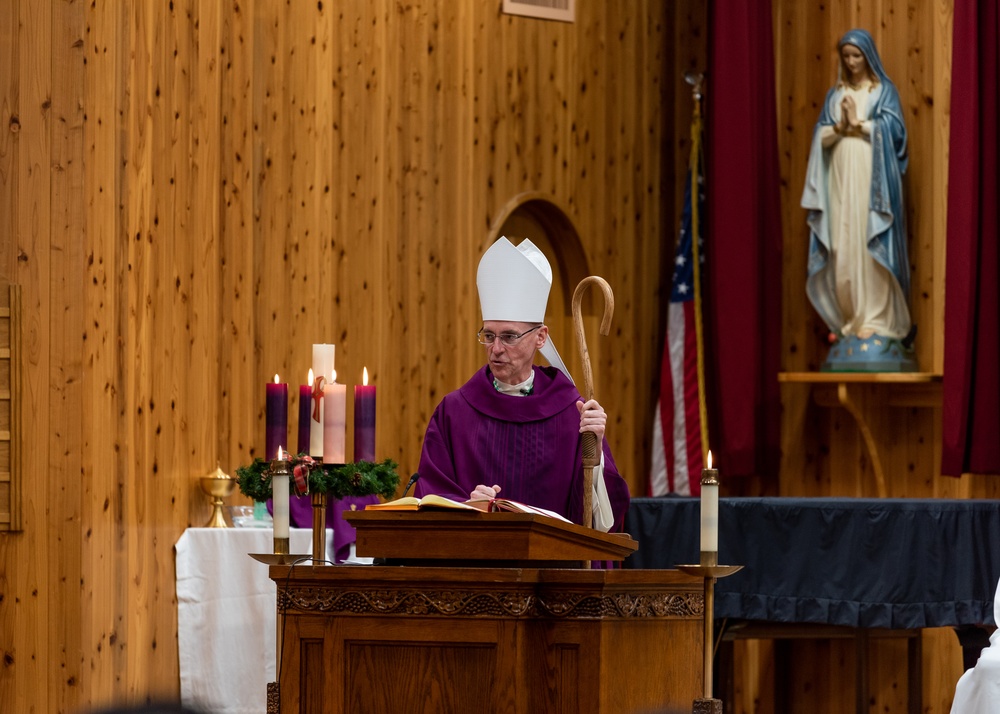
[681,456,741,713]
[311,491,327,563]
[200,466,235,528]
[677,557,743,713]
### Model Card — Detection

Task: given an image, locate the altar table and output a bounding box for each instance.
[174,528,333,714]
[624,497,1000,629]
[624,497,1000,712]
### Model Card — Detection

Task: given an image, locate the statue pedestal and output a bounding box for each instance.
[822,333,917,372]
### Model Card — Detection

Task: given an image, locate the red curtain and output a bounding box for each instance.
[943,0,1000,475]
[704,0,783,479]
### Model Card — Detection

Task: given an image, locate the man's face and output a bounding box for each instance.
[481,320,548,384]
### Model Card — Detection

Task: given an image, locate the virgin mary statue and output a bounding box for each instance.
[801,29,915,371]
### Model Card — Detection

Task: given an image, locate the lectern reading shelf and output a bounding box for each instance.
[347,510,630,567]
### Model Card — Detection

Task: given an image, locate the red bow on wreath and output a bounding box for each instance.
[292,455,314,495]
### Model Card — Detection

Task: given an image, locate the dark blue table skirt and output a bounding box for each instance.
[624,496,1000,629]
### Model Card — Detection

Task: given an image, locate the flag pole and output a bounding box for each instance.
[685,72,711,466]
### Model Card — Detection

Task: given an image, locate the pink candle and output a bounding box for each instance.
[297,370,312,456]
[323,370,347,464]
[265,374,288,461]
[310,344,336,457]
[354,367,376,463]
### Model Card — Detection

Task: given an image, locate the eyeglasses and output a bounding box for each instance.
[477,325,542,346]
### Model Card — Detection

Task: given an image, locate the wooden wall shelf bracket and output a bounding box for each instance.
[0,284,21,531]
[778,372,942,498]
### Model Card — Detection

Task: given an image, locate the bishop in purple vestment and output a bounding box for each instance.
[416,363,630,530]
[414,237,630,531]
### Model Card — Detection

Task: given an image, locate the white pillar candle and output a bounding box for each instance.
[272,447,290,541]
[700,450,719,555]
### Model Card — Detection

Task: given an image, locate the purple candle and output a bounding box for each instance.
[265,374,288,460]
[354,367,376,463]
[297,371,312,456]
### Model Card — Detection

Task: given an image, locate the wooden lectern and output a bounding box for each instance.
[269,512,703,714]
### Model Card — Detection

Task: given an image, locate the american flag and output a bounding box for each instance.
[649,127,707,497]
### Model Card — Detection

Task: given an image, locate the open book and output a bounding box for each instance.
[365,494,480,512]
[365,494,571,523]
[465,498,571,523]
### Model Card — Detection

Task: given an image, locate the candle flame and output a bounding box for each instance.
[278,446,284,459]
[307,368,314,384]
[331,368,337,383]
[707,450,713,470]
[363,367,369,386]
[273,374,280,384]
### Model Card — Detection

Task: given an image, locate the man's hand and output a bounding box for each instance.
[577,399,607,442]
[470,484,501,501]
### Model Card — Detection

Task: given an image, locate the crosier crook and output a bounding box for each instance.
[571,275,614,539]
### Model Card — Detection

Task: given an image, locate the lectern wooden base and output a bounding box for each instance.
[270,565,702,714]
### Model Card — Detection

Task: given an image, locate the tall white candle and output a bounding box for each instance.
[310,344,336,457]
[272,447,290,541]
[323,369,347,464]
[700,450,719,556]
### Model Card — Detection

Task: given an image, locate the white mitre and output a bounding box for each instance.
[477,237,572,381]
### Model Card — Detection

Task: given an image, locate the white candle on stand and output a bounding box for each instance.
[272,446,290,541]
[700,450,719,559]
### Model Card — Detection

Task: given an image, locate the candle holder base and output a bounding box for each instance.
[676,564,744,579]
[249,552,310,566]
[692,697,723,714]
[273,537,290,555]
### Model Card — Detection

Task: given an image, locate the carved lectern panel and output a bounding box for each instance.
[279,585,701,620]
[345,641,501,714]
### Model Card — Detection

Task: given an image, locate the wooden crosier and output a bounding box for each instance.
[571,276,614,534]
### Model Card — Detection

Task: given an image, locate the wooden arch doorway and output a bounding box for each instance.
[486,192,596,384]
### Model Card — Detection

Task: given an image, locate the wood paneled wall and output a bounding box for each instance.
[0,0,676,710]
[1,0,996,711]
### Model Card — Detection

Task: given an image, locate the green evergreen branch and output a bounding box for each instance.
[235,455,399,503]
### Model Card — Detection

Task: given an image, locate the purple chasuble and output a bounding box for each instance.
[416,365,630,530]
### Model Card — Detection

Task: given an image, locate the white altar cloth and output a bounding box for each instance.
[175,527,329,714]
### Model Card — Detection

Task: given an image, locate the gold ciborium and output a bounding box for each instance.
[200,466,236,528]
